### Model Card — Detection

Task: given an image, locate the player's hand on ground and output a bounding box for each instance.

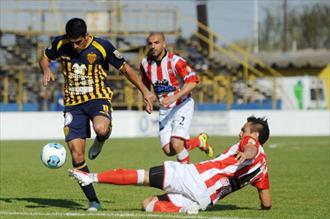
[144,91,156,113]
[160,95,176,108]
[42,69,55,86]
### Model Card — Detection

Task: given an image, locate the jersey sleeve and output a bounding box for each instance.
[103,40,126,70]
[174,59,199,83]
[44,36,62,61]
[252,172,270,189]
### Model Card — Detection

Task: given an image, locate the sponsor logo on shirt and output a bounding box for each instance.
[113,50,123,59]
[72,63,87,75]
[153,79,176,94]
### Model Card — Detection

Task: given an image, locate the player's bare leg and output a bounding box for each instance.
[162,137,190,163]
[68,138,101,211]
[68,138,86,164]
[89,116,112,160]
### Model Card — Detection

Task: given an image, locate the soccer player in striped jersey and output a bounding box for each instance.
[69,116,272,214]
[139,32,214,164]
[39,18,156,211]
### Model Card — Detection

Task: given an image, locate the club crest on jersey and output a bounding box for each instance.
[87,53,97,64]
[219,177,230,186]
[154,79,176,94]
[113,50,123,59]
[248,138,256,145]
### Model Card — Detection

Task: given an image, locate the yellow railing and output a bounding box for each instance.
[179,11,282,77]
[176,11,283,108]
[194,31,266,77]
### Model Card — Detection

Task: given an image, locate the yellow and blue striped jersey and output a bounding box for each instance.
[44,35,125,106]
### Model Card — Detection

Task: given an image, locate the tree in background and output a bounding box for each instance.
[259,3,330,51]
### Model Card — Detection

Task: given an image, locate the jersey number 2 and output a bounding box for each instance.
[179,116,185,125]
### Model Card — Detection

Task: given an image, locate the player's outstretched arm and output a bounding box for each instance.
[258,189,272,210]
[39,55,56,87]
[120,63,156,113]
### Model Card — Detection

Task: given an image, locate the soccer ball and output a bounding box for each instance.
[41,143,67,169]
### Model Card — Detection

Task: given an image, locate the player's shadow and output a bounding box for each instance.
[209,204,255,211]
[0,197,84,210]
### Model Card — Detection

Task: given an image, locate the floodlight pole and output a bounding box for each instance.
[253,0,259,54]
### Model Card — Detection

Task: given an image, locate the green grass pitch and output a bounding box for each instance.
[0,136,329,219]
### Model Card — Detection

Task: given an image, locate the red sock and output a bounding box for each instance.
[153,201,181,213]
[97,169,137,185]
[185,136,200,151]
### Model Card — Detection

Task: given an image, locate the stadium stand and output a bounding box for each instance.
[0,1,328,111]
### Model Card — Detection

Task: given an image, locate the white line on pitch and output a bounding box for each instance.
[0,211,248,219]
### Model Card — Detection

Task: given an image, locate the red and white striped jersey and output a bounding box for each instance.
[194,136,270,205]
[140,51,199,108]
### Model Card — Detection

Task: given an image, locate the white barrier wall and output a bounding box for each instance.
[0,110,329,140]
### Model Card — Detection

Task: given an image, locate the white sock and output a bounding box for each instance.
[93,173,99,182]
[137,169,145,185]
[177,148,189,161]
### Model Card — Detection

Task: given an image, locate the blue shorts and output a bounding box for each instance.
[63,99,112,142]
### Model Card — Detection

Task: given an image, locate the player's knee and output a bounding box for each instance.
[261,199,272,210]
[261,203,272,210]
[142,196,158,212]
[162,145,176,156]
[94,124,112,139]
[170,138,184,150]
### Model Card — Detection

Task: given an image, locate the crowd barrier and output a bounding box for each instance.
[0,110,329,140]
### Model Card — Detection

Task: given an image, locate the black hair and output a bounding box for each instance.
[65,18,87,39]
[247,116,270,145]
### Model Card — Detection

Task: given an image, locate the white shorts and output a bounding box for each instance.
[159,98,194,147]
[162,161,211,210]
